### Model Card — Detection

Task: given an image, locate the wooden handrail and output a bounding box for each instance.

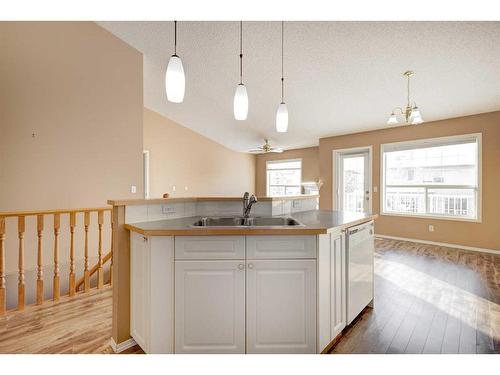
[0,206,113,315]
[75,250,112,292]
[0,207,111,218]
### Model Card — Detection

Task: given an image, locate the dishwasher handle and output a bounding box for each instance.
[347,221,374,235]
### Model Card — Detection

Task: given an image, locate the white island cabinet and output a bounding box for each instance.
[130,228,370,354]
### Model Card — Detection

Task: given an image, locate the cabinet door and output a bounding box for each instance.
[330,233,346,339]
[130,232,150,352]
[174,260,245,353]
[246,259,316,353]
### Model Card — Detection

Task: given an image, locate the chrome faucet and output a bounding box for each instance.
[243,192,258,218]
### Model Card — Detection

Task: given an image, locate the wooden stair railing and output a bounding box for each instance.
[0,207,112,315]
[75,250,112,292]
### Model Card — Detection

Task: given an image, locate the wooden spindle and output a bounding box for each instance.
[53,213,60,301]
[84,211,90,292]
[18,216,25,310]
[36,215,44,305]
[109,213,113,286]
[97,210,104,289]
[69,212,76,297]
[0,216,6,315]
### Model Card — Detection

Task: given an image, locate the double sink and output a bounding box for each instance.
[191,216,303,228]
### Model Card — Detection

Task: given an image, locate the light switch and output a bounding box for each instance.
[428,224,434,232]
[131,185,137,194]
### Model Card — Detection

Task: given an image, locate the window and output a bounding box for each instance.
[266,159,302,197]
[381,134,481,221]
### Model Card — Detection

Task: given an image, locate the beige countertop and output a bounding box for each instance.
[124,210,377,236]
[108,194,319,206]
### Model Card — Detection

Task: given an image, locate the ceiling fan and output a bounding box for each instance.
[248,139,283,154]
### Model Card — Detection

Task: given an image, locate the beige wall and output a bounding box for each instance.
[0,22,144,211]
[319,111,500,250]
[144,108,256,198]
[0,22,143,291]
[255,147,319,196]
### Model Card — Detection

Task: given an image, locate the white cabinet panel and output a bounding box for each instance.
[331,233,346,339]
[130,233,175,354]
[175,236,245,260]
[246,235,316,259]
[246,259,316,353]
[130,232,149,351]
[317,231,346,352]
[175,260,245,353]
[317,234,332,352]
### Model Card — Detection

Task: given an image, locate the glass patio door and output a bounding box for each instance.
[338,152,370,213]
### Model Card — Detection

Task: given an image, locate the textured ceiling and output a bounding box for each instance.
[97,21,500,152]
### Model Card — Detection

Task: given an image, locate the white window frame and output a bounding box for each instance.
[380,133,482,223]
[266,158,302,197]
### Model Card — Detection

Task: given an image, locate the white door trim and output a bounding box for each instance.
[332,146,373,213]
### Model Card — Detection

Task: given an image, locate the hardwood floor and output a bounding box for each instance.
[331,238,500,354]
[0,238,497,354]
[0,286,121,354]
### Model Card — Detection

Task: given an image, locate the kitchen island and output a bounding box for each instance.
[108,195,376,354]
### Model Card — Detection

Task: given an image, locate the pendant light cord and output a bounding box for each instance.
[281,21,284,103]
[407,73,410,107]
[174,20,177,55]
[239,21,243,84]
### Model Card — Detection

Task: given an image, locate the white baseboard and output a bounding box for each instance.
[375,234,499,255]
[110,337,137,353]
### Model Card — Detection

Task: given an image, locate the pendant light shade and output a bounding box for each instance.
[387,112,398,125]
[166,21,185,103]
[234,83,248,120]
[276,102,288,133]
[166,55,185,103]
[234,21,248,121]
[276,21,289,133]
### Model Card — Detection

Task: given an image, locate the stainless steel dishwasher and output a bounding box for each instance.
[345,220,374,324]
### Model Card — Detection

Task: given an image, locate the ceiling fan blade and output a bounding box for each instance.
[248,148,264,153]
[269,148,283,153]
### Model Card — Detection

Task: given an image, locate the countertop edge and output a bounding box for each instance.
[124,214,377,237]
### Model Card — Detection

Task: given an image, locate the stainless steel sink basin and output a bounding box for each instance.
[190,216,303,228]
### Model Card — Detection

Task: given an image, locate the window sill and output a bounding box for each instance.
[380,212,482,223]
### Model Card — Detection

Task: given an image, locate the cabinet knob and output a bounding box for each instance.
[238,264,245,270]
[247,263,254,269]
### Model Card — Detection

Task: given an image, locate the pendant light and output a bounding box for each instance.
[276,21,288,133]
[233,21,249,120]
[165,21,185,103]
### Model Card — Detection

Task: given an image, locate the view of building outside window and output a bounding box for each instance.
[383,138,479,219]
[266,160,302,196]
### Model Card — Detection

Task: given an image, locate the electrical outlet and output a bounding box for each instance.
[428,224,434,232]
[162,204,176,215]
[172,185,176,192]
[131,185,137,194]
